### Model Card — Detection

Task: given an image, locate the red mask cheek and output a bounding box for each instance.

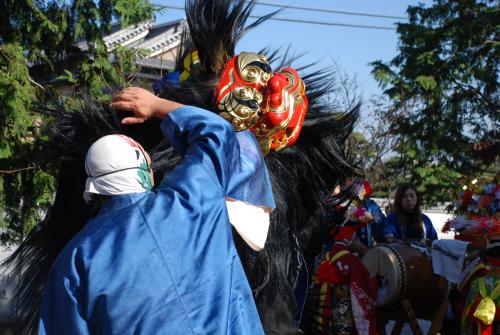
[288,99,302,127]
[267,110,286,125]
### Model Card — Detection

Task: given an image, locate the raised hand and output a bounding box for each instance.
[111,87,184,124]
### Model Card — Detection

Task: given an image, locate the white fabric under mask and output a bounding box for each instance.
[84,134,152,203]
[225,199,270,251]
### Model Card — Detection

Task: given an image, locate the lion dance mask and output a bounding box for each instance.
[215,52,308,155]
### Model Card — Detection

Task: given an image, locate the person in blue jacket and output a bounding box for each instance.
[354,198,386,247]
[38,88,273,335]
[353,179,386,249]
[382,183,438,244]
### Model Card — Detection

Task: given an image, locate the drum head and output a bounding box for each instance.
[362,246,405,307]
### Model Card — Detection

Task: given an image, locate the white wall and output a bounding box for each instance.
[422,212,454,240]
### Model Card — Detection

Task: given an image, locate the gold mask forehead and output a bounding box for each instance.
[236,52,272,85]
[236,52,270,69]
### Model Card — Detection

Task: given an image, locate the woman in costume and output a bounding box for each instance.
[4,1,359,334]
[382,183,438,243]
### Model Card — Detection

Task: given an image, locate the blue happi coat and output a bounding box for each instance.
[39,106,268,335]
[382,212,438,241]
[355,198,386,247]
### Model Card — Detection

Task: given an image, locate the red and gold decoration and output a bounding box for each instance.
[215,52,308,155]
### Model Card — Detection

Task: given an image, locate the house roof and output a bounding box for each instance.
[135,57,176,70]
[77,19,186,72]
[135,20,186,58]
[76,21,153,51]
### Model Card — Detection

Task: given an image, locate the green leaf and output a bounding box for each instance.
[416,51,436,66]
[415,75,437,91]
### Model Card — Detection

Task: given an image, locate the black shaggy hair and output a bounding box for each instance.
[3,1,359,334]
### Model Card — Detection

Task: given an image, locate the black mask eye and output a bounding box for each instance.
[247,61,272,74]
[135,150,140,160]
[235,96,259,110]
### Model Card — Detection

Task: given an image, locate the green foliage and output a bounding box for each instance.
[369,0,499,205]
[0,44,36,159]
[415,75,437,91]
[0,0,153,242]
[114,0,155,26]
[347,131,378,164]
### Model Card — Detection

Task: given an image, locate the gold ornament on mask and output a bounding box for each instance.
[216,52,272,131]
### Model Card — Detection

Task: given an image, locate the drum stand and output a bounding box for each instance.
[375,298,449,335]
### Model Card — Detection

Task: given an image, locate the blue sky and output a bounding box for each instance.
[155,0,434,111]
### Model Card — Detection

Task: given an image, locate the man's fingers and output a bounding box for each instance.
[110,101,135,111]
[111,93,136,103]
[120,87,145,96]
[121,116,146,125]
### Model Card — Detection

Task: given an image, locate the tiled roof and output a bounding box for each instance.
[135,57,175,70]
[104,21,153,49]
[137,20,186,57]
[77,21,152,51]
[76,19,186,70]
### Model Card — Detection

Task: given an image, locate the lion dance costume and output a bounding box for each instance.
[4,1,359,334]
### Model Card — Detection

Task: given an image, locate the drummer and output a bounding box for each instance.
[382,183,438,244]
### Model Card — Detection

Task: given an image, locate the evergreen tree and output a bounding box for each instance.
[0,0,153,243]
[370,0,499,205]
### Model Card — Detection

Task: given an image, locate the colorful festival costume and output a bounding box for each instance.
[461,224,500,335]
[303,241,377,335]
[462,264,500,335]
[442,177,500,334]
[301,184,379,335]
[5,1,359,334]
[353,180,386,247]
[356,199,385,247]
[454,260,491,330]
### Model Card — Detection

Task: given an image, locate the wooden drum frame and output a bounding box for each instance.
[362,242,449,311]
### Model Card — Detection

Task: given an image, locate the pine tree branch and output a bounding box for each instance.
[0,166,36,174]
